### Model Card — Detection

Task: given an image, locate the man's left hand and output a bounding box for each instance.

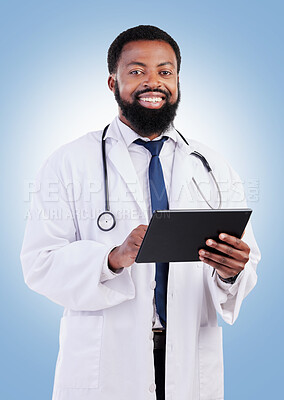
[199,233,250,280]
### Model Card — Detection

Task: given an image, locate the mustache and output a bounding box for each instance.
[134,88,170,99]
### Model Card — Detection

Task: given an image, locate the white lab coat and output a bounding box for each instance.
[20,118,260,400]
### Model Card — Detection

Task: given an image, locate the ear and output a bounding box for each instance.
[108,75,116,93]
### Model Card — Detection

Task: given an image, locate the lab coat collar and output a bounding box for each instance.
[174,128,195,155]
[169,130,201,208]
[103,118,148,221]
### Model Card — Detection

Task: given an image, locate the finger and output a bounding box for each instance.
[218,233,250,252]
[130,236,144,248]
[199,256,241,279]
[205,239,249,263]
[130,228,147,242]
[135,233,146,242]
[199,249,245,270]
[135,225,148,239]
[136,224,148,231]
[133,228,148,244]
[126,243,142,260]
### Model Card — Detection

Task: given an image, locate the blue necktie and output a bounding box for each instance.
[135,136,169,326]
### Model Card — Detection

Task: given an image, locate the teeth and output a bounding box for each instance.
[140,97,163,103]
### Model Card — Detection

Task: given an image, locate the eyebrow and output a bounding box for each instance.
[157,62,175,67]
[126,61,175,68]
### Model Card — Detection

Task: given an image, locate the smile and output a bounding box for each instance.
[139,97,163,103]
[137,92,167,108]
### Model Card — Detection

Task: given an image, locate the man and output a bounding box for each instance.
[21,25,260,400]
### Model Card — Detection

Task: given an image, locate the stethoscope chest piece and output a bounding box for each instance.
[97,211,116,231]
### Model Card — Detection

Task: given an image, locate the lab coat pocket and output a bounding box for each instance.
[198,326,224,400]
[55,316,103,389]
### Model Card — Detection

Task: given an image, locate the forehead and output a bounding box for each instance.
[118,40,177,69]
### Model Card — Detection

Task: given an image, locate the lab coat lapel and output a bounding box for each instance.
[169,135,206,209]
[106,125,148,220]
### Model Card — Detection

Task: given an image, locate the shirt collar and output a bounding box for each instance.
[115,116,178,147]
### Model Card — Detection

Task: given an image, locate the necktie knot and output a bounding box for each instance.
[134,136,168,157]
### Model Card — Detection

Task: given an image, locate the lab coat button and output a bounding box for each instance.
[149,383,156,393]
[150,281,156,290]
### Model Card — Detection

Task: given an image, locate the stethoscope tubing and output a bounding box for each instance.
[102,124,110,212]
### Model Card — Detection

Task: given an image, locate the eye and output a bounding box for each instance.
[160,70,172,76]
[129,70,143,75]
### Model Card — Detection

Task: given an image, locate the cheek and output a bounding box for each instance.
[169,85,179,102]
[166,78,179,101]
[118,81,137,100]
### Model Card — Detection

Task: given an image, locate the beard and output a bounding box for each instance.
[114,81,181,137]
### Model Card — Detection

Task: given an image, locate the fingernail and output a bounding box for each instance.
[200,250,205,256]
[199,256,204,261]
[207,239,214,246]
[220,233,226,240]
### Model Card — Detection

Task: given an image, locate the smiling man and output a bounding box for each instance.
[21,25,260,400]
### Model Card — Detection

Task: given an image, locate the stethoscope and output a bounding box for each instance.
[97,125,222,231]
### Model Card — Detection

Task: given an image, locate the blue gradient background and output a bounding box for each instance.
[1,0,282,398]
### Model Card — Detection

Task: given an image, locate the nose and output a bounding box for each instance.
[142,71,162,88]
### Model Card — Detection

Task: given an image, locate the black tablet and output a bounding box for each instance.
[135,208,252,263]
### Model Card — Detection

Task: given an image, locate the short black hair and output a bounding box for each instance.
[107,25,181,74]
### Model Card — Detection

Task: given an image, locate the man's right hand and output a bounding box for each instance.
[108,224,148,271]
